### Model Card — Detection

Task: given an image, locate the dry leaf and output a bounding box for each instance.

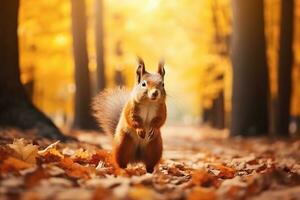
[59,157,94,179]
[92,186,114,200]
[124,164,147,177]
[1,157,33,173]
[128,185,155,200]
[190,169,220,188]
[0,145,13,161]
[37,147,64,163]
[187,186,216,200]
[8,138,38,164]
[89,150,112,165]
[72,148,92,164]
[210,165,235,179]
[24,167,49,188]
[37,141,64,163]
[38,140,60,154]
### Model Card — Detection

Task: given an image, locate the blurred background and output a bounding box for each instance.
[17,0,300,135]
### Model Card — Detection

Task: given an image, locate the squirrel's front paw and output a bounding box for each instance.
[136,128,146,139]
[148,128,157,140]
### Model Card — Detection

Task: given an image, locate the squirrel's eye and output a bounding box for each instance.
[162,82,164,87]
[141,81,147,87]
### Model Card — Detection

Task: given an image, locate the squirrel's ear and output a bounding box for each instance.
[136,57,146,83]
[158,59,165,78]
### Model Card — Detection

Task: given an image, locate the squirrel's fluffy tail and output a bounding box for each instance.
[92,87,130,135]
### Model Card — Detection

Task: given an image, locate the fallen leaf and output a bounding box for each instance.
[37,147,64,163]
[89,150,112,165]
[210,165,235,179]
[128,185,155,200]
[8,138,38,164]
[187,186,216,200]
[59,157,93,179]
[190,169,220,188]
[24,167,49,188]
[72,148,92,164]
[0,145,13,161]
[125,165,146,177]
[38,140,60,154]
[92,186,114,200]
[1,157,33,173]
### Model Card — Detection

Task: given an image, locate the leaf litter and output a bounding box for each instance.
[0,127,300,200]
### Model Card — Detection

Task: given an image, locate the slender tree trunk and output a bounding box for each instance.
[95,0,106,92]
[0,0,68,140]
[71,0,96,129]
[212,91,225,129]
[276,0,295,136]
[231,0,269,136]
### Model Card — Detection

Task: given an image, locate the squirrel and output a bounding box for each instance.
[92,58,167,173]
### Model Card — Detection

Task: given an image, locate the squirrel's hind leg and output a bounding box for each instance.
[143,134,163,173]
[113,131,136,168]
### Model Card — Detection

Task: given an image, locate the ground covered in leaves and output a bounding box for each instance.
[0,126,300,200]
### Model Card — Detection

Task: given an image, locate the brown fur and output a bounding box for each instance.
[124,101,144,129]
[143,133,163,173]
[92,58,167,173]
[113,130,135,168]
[150,103,167,129]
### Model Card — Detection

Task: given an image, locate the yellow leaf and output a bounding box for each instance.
[38,140,60,154]
[72,148,92,164]
[38,141,64,163]
[128,185,154,200]
[187,187,216,200]
[8,138,38,164]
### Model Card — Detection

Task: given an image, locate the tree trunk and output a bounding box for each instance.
[276,0,295,136]
[212,91,225,129]
[0,0,68,140]
[95,0,106,92]
[71,0,97,130]
[231,0,269,136]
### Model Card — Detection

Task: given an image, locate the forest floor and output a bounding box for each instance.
[0,126,300,200]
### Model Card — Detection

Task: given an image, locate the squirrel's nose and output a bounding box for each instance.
[151,90,158,98]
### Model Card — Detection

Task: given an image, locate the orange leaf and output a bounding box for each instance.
[59,157,93,179]
[191,169,220,188]
[24,167,49,188]
[210,165,235,179]
[92,187,113,200]
[59,157,74,169]
[1,157,33,174]
[37,147,64,163]
[187,187,216,200]
[89,150,111,165]
[0,146,13,161]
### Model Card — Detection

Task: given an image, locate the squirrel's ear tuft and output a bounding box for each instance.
[158,59,165,78]
[136,57,146,83]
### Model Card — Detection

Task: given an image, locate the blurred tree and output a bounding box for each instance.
[114,69,125,86]
[95,0,106,92]
[231,0,269,136]
[0,0,67,140]
[212,91,225,129]
[202,0,230,129]
[275,0,295,136]
[71,0,96,129]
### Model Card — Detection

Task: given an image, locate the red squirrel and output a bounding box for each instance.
[92,58,167,173]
